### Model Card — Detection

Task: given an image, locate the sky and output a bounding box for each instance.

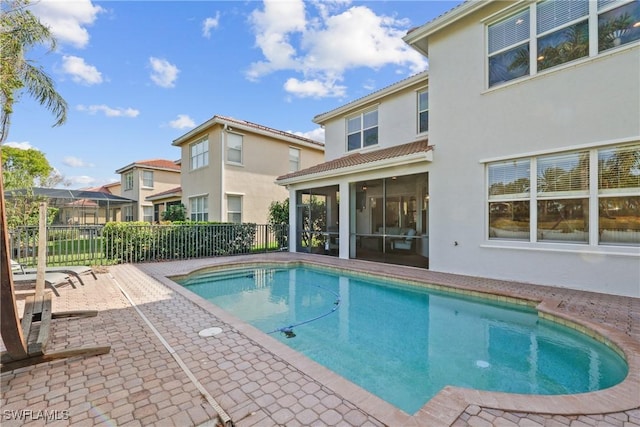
[7,0,463,188]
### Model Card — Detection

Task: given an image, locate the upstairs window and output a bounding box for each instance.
[142,170,154,188]
[598,0,640,52]
[418,90,429,133]
[536,0,589,71]
[227,133,243,164]
[488,0,640,87]
[124,172,134,191]
[488,9,531,87]
[289,147,301,172]
[347,109,378,151]
[190,138,209,170]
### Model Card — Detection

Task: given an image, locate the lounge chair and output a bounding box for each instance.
[391,229,417,251]
[11,272,76,297]
[12,260,97,286]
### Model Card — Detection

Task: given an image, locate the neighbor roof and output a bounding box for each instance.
[277,139,432,184]
[115,159,180,174]
[6,187,135,205]
[146,186,182,202]
[172,115,325,150]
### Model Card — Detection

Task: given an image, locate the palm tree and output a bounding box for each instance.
[0,0,67,358]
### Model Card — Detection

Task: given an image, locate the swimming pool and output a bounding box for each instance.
[176,264,628,415]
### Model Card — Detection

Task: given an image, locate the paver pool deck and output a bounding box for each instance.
[1,252,639,426]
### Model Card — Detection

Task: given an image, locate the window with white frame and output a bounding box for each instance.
[142,170,154,188]
[190,138,209,170]
[488,159,531,240]
[537,151,590,242]
[598,144,640,244]
[143,206,154,223]
[227,132,243,164]
[227,195,242,223]
[123,205,134,222]
[190,196,208,221]
[488,0,640,87]
[488,143,640,246]
[289,147,301,172]
[124,172,134,191]
[418,90,429,133]
[347,109,378,151]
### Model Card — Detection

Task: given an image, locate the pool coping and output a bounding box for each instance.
[155,256,640,426]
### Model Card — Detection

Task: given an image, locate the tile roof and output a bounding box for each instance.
[214,115,325,148]
[147,186,182,199]
[134,159,181,170]
[116,159,181,174]
[277,139,432,181]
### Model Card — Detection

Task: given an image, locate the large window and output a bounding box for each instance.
[537,152,589,242]
[347,109,378,151]
[488,0,640,87]
[142,170,154,188]
[190,196,208,221]
[599,144,640,244]
[227,195,242,223]
[227,133,243,164]
[418,90,429,133]
[124,172,134,191]
[488,160,531,240]
[487,143,640,246]
[190,138,209,170]
[289,147,300,172]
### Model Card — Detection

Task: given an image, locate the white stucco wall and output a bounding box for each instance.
[424,7,640,297]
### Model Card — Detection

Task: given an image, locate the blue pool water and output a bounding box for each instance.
[177,265,628,414]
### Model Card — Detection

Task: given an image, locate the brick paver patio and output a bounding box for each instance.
[1,253,639,426]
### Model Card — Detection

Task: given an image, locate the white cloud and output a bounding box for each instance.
[289,127,325,143]
[68,175,97,186]
[149,57,180,88]
[76,104,140,118]
[247,1,427,98]
[283,77,345,98]
[61,55,103,85]
[202,12,221,38]
[169,114,196,130]
[4,141,36,150]
[63,156,94,168]
[30,0,104,49]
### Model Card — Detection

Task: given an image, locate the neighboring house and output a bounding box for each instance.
[145,186,183,221]
[114,159,181,222]
[172,115,325,224]
[278,0,640,298]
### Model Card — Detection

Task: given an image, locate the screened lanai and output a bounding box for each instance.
[5,187,135,225]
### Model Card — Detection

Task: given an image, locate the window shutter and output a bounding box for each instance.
[489,9,530,54]
[537,0,589,34]
[537,152,589,194]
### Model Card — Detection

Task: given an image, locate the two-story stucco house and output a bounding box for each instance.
[278,0,640,297]
[172,115,325,224]
[114,159,181,222]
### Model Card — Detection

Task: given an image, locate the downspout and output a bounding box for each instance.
[221,124,227,222]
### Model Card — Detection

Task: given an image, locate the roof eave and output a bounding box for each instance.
[403,0,491,56]
[276,151,433,186]
[313,71,429,125]
[172,116,324,150]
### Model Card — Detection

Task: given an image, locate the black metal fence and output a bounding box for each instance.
[9,223,288,267]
